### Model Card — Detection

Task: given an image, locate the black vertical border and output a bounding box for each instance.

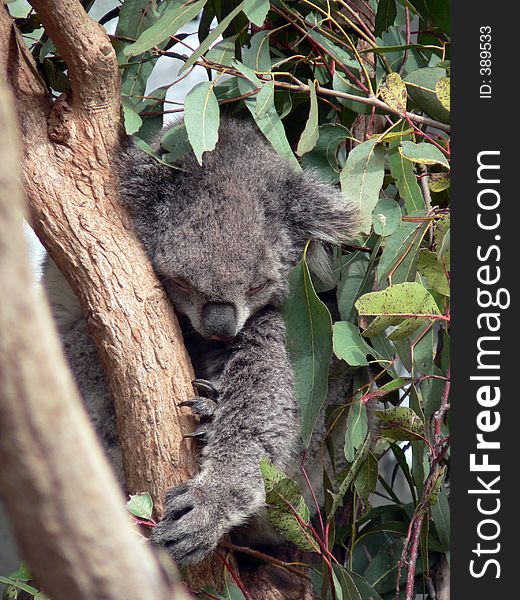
[452,1,517,596]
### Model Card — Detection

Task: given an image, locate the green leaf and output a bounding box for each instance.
[134,85,169,143]
[116,0,172,99]
[354,451,379,505]
[260,459,319,552]
[161,122,191,163]
[399,141,449,169]
[380,72,407,114]
[375,407,425,441]
[345,395,368,462]
[372,199,402,237]
[296,80,319,156]
[333,321,373,367]
[301,123,351,184]
[333,565,384,600]
[260,457,286,492]
[431,485,450,553]
[206,35,238,66]
[362,537,423,593]
[124,0,207,56]
[418,249,450,296]
[121,96,143,135]
[340,139,385,234]
[179,2,245,74]
[388,133,424,213]
[435,214,451,265]
[305,27,359,70]
[337,252,373,322]
[405,67,450,123]
[0,578,39,596]
[126,492,154,519]
[255,80,274,119]
[283,259,332,447]
[232,59,263,87]
[377,213,428,284]
[6,564,31,583]
[355,282,441,340]
[429,172,450,192]
[241,29,271,71]
[250,109,300,169]
[375,0,397,36]
[333,71,372,115]
[235,33,299,169]
[435,77,450,111]
[389,443,417,503]
[184,81,220,165]
[243,0,269,26]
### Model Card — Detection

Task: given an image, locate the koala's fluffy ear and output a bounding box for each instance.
[116,138,175,256]
[284,169,359,245]
[117,139,171,213]
[282,169,360,279]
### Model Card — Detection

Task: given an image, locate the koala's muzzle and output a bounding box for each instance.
[201,302,237,340]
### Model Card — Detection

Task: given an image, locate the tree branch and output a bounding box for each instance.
[0,74,187,600]
[29,0,120,112]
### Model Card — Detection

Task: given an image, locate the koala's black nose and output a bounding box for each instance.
[201,302,237,340]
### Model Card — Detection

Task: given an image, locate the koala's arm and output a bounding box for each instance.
[151,306,301,564]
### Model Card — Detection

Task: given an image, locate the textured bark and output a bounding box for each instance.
[0,0,221,591]
[0,0,199,514]
[0,75,188,600]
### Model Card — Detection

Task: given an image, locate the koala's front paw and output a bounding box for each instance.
[150,481,224,565]
[150,477,263,565]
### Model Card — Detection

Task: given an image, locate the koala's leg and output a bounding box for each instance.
[42,257,123,479]
[60,319,124,479]
[151,307,302,565]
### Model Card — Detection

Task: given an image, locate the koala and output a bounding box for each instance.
[43,116,358,565]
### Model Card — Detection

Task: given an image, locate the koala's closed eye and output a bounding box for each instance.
[169,277,193,293]
[246,281,269,296]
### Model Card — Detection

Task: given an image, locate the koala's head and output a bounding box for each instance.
[120,118,358,341]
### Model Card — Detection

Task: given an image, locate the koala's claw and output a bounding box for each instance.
[192,378,219,399]
[178,396,217,418]
[150,481,225,565]
[183,424,208,440]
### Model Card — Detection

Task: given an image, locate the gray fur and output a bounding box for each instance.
[43,117,358,565]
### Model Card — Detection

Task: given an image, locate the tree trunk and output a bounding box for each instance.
[0,0,221,590]
[0,72,189,600]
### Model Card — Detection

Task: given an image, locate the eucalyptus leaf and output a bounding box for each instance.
[435,77,450,111]
[124,0,207,56]
[418,249,450,296]
[126,492,154,520]
[399,141,450,169]
[388,136,424,213]
[179,1,245,74]
[380,72,407,114]
[296,80,319,156]
[405,67,450,123]
[184,81,220,165]
[375,0,397,36]
[206,35,238,66]
[283,259,332,446]
[345,396,368,462]
[355,282,441,340]
[340,139,385,234]
[375,407,425,441]
[372,199,402,237]
[333,321,373,367]
[243,0,269,26]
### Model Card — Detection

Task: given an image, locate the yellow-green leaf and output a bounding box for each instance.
[435,77,450,112]
[380,72,407,114]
